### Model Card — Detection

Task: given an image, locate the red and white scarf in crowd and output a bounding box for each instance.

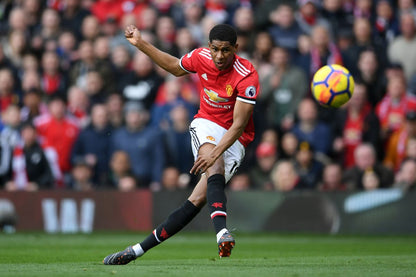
[310,43,343,77]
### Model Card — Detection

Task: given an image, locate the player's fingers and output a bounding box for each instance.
[190,159,204,175]
[124,25,135,36]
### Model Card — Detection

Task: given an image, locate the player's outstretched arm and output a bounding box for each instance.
[190,100,254,175]
[125,25,187,77]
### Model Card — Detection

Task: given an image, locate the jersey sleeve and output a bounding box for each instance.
[179,49,198,74]
[236,70,260,105]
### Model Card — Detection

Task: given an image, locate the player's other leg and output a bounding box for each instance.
[103,176,207,265]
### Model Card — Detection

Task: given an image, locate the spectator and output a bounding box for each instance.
[260,46,308,130]
[109,13,138,55]
[181,2,205,45]
[397,0,416,19]
[321,0,354,39]
[251,32,274,80]
[84,71,107,107]
[353,0,373,21]
[318,163,346,191]
[137,6,157,34]
[394,158,416,190]
[40,50,68,98]
[101,16,120,41]
[249,142,277,190]
[1,105,22,150]
[5,123,54,191]
[20,88,48,123]
[69,40,113,92]
[232,6,256,53]
[21,52,39,76]
[229,173,251,191]
[121,51,163,109]
[69,159,94,191]
[388,12,416,85]
[161,167,186,191]
[295,0,331,35]
[71,103,112,185]
[405,137,416,161]
[291,98,332,155]
[90,0,122,25]
[307,25,343,78]
[21,69,41,97]
[3,30,28,69]
[0,68,19,113]
[175,28,198,58]
[374,0,399,45]
[34,96,80,185]
[293,141,323,189]
[107,150,133,188]
[66,85,89,127]
[280,131,299,160]
[56,31,78,71]
[151,77,197,129]
[271,160,303,192]
[343,143,394,190]
[105,93,124,129]
[111,101,164,189]
[59,0,91,41]
[384,111,416,171]
[21,0,42,31]
[344,18,388,78]
[154,16,178,57]
[376,75,416,140]
[268,4,304,58]
[80,15,101,41]
[110,45,132,89]
[0,44,15,73]
[354,48,386,107]
[205,0,228,24]
[162,104,194,176]
[332,83,381,168]
[33,8,61,46]
[5,7,28,35]
[0,105,22,185]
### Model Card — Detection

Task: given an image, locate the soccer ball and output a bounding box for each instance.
[311,64,354,108]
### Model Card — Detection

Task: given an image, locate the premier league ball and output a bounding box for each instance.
[311,64,355,108]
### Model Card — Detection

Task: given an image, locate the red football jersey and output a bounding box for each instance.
[180,47,259,147]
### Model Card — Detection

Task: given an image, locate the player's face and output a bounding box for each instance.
[208,40,238,71]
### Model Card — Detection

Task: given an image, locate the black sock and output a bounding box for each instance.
[207,174,227,234]
[140,200,200,252]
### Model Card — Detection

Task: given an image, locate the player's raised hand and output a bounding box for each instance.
[125,25,142,47]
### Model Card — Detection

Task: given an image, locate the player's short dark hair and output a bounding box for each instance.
[209,24,237,45]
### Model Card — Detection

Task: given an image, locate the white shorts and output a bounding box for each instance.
[189,118,245,183]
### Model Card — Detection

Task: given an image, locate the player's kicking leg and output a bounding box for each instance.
[103,176,207,265]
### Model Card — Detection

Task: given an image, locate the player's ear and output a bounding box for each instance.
[233,43,239,52]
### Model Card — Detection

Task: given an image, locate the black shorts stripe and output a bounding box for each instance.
[189,126,200,152]
[230,161,238,175]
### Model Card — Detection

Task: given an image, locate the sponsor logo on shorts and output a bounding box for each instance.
[206,136,215,141]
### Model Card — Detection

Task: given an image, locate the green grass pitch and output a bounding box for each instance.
[1,232,415,277]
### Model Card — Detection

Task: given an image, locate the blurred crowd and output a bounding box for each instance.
[1,0,416,192]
